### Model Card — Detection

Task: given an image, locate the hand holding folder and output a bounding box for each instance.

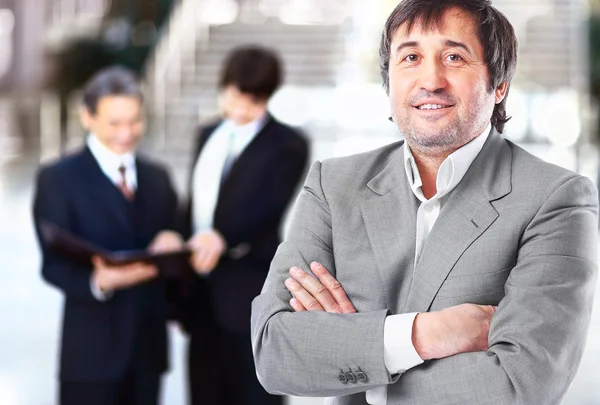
[39,220,191,278]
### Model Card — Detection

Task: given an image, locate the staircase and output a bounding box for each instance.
[142,0,350,190]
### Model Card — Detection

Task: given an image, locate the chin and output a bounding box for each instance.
[112,145,136,155]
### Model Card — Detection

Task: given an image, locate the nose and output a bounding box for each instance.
[417,58,448,92]
[117,126,133,139]
[116,124,140,144]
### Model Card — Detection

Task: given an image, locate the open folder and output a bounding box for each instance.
[38,220,192,278]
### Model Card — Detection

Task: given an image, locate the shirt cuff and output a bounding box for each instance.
[90,277,113,301]
[383,313,424,374]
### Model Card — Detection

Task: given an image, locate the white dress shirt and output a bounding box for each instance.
[364,124,491,405]
[86,133,137,301]
[191,114,267,234]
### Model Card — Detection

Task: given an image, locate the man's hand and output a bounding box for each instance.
[285,262,496,361]
[91,256,158,293]
[149,230,184,253]
[284,262,356,313]
[187,229,227,275]
[412,303,496,360]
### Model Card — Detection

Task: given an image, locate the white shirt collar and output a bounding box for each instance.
[221,113,267,153]
[228,112,267,135]
[403,124,491,202]
[87,133,137,188]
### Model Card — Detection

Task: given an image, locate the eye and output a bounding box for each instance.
[403,54,419,63]
[446,54,463,62]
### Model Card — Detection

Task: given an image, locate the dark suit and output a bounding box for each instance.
[183,115,309,405]
[33,147,179,405]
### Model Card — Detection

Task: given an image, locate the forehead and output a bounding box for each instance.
[224,85,261,105]
[391,7,481,48]
[95,95,142,116]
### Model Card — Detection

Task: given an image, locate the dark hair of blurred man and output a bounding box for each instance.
[33,66,184,405]
[180,46,309,405]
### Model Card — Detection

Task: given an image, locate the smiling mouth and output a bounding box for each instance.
[415,104,453,110]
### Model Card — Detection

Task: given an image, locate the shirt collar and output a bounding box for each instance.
[224,112,267,140]
[403,124,491,202]
[87,133,136,170]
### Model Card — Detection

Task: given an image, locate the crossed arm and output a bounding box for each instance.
[251,162,599,404]
[285,261,495,362]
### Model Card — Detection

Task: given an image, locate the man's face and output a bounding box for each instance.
[388,7,507,155]
[81,95,144,155]
[221,85,268,126]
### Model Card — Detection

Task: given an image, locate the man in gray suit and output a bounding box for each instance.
[251,0,599,404]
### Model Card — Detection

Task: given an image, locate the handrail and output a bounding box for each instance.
[143,0,211,147]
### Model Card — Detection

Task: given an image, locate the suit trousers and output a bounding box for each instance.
[60,326,161,405]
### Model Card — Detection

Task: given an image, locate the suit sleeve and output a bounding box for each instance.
[216,137,309,249]
[385,175,598,405]
[32,165,97,302]
[251,161,397,397]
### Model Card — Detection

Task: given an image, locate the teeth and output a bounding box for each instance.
[418,104,447,110]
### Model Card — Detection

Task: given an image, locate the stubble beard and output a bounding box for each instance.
[395,99,491,157]
[402,113,463,156]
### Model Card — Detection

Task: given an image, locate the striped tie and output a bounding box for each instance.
[117,165,135,201]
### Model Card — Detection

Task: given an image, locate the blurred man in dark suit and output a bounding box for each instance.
[183,46,309,405]
[33,66,183,405]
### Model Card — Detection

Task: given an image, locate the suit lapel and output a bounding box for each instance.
[133,158,154,233]
[78,148,132,233]
[404,130,513,312]
[360,143,420,313]
[217,116,275,208]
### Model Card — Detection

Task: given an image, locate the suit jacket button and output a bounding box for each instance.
[346,371,357,384]
[338,372,348,384]
[357,370,368,383]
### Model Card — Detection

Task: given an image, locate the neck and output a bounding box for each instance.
[405,124,491,199]
[409,143,461,200]
[91,134,135,157]
[411,152,446,200]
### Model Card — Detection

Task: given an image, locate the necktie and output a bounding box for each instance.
[117,165,135,201]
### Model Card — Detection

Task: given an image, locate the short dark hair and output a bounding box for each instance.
[379,0,518,133]
[82,66,143,115]
[219,46,283,101]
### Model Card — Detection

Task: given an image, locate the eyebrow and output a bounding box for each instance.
[394,39,474,55]
[444,40,473,55]
[395,41,419,54]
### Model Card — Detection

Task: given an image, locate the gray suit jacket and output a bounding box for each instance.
[251,130,599,405]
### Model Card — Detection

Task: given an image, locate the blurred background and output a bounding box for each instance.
[1,0,600,404]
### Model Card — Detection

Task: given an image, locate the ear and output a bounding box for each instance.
[495,82,509,104]
[79,106,92,130]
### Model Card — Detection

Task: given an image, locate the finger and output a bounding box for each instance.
[187,234,204,251]
[290,297,306,312]
[91,255,106,269]
[192,255,205,273]
[478,304,497,315]
[284,277,324,311]
[202,250,220,272]
[115,266,154,288]
[310,262,356,313]
[121,261,151,272]
[290,267,341,313]
[193,249,210,270]
[132,266,158,283]
[185,239,197,250]
[198,249,216,272]
[193,252,213,275]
